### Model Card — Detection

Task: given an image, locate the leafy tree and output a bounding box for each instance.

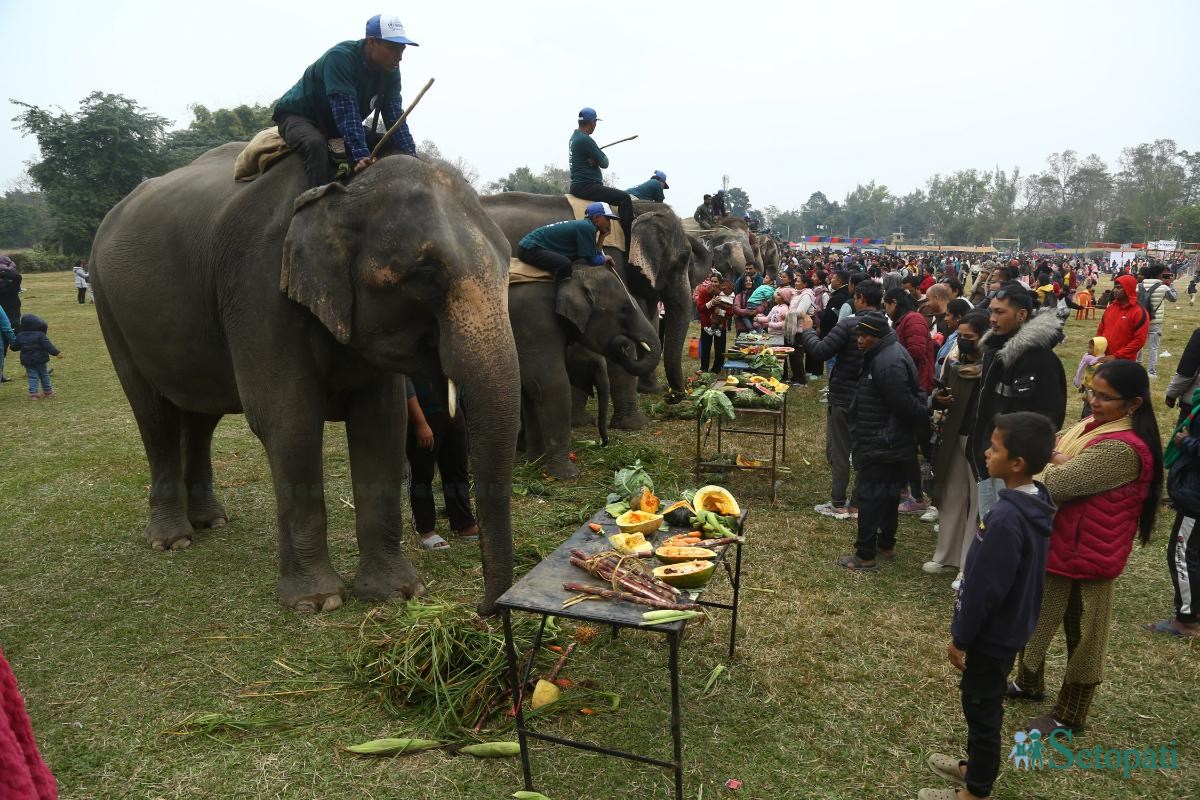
[0,190,53,248]
[416,139,480,189]
[484,164,570,195]
[843,181,894,238]
[1115,139,1185,235]
[761,205,804,240]
[161,103,275,169]
[724,187,751,217]
[1167,205,1200,243]
[12,92,171,252]
[1104,215,1140,243]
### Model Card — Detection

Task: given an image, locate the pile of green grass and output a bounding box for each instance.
[1,272,1197,799]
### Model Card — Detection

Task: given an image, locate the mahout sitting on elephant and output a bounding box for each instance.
[91,145,519,614]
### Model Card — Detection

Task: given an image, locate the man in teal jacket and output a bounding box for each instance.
[627,171,669,202]
[273,14,419,188]
[568,108,634,254]
[517,202,619,282]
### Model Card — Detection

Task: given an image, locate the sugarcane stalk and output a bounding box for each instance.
[570,550,679,599]
[562,582,700,611]
[544,643,576,682]
[569,556,674,603]
[695,536,744,548]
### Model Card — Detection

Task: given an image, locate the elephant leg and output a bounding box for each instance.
[570,380,595,429]
[345,379,424,603]
[608,359,648,430]
[521,390,544,462]
[183,411,228,531]
[529,371,579,480]
[250,408,345,613]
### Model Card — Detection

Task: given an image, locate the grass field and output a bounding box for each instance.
[1,271,1198,800]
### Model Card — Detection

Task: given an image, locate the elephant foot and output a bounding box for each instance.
[610,410,649,430]
[353,554,425,603]
[278,567,346,613]
[145,517,195,551]
[571,413,596,430]
[543,458,579,480]
[637,375,662,394]
[187,497,228,530]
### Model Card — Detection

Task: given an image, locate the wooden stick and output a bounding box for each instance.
[599,134,638,150]
[370,77,435,159]
[562,582,699,611]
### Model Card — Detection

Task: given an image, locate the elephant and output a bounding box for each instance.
[90,146,520,614]
[566,343,610,443]
[482,193,692,430]
[509,266,660,479]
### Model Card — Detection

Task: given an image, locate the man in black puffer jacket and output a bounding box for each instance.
[839,311,929,570]
[796,280,883,519]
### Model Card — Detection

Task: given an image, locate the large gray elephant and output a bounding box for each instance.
[509,267,660,479]
[482,193,692,429]
[90,146,519,614]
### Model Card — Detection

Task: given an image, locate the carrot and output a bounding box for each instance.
[588,522,603,533]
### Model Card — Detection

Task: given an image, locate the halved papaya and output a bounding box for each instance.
[693,486,741,517]
[655,546,717,564]
[653,560,716,589]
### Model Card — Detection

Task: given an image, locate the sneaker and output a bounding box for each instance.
[898,498,929,514]
[28,394,40,401]
[922,561,955,574]
[1148,370,1159,379]
[919,506,939,523]
[42,389,54,399]
[814,501,850,520]
[951,572,964,591]
[807,374,823,382]
[933,523,940,533]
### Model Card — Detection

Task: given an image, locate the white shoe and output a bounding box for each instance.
[951,572,964,591]
[933,523,940,533]
[922,561,954,574]
[814,501,851,520]
[1161,351,1172,358]
[920,506,939,523]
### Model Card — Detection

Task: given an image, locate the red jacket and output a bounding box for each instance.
[0,650,57,799]
[894,311,935,392]
[1047,429,1153,580]
[1096,277,1148,359]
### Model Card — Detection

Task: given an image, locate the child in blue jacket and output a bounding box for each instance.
[9,314,63,399]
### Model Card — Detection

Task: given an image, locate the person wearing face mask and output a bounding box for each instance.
[964,281,1067,520]
[273,14,420,189]
[925,311,989,583]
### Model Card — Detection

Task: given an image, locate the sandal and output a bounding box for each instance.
[1146,619,1200,638]
[455,524,480,543]
[835,554,879,572]
[1024,713,1084,735]
[926,753,966,787]
[916,790,960,800]
[418,533,450,551]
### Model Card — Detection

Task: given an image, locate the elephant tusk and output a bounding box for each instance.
[639,341,652,353]
[447,378,458,419]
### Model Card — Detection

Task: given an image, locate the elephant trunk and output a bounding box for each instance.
[661,275,691,392]
[440,277,520,615]
[609,331,662,377]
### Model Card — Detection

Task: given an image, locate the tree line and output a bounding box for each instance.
[4,92,1199,257]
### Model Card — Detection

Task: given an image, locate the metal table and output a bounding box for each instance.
[694,382,788,502]
[496,508,746,800]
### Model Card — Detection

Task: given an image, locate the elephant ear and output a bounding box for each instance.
[554,277,593,337]
[280,182,356,344]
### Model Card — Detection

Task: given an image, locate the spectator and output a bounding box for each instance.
[1164,327,1200,421]
[743,263,763,292]
[406,376,479,550]
[923,283,952,339]
[886,287,935,515]
[925,310,989,579]
[1138,263,1177,377]
[1095,274,1148,363]
[838,311,928,571]
[730,275,764,334]
[0,255,20,329]
[1187,275,1197,306]
[1072,336,1107,421]
[0,303,14,384]
[0,649,57,800]
[1153,383,1200,638]
[799,280,883,521]
[1011,360,1162,735]
[696,273,731,373]
[965,281,1066,520]
[923,412,1055,800]
[935,298,973,376]
[753,288,792,334]
[74,260,90,304]
[10,314,63,400]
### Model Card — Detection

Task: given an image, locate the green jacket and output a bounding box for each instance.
[626,178,665,202]
[569,130,607,186]
[274,39,400,137]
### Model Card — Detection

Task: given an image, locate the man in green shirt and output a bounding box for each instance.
[694,194,716,228]
[273,14,419,188]
[568,108,634,255]
[626,171,669,203]
[516,202,619,282]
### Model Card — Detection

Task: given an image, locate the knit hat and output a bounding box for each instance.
[856,311,890,337]
[776,287,795,304]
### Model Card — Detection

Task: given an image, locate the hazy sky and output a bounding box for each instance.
[2,0,1197,220]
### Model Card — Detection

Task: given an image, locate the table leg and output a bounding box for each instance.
[503,610,534,791]
[729,541,743,659]
[669,629,684,800]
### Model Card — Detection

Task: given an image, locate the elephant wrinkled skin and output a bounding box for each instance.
[91,146,520,614]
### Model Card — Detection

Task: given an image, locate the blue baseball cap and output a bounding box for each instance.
[578,107,601,122]
[584,202,619,220]
[653,170,669,189]
[366,14,419,46]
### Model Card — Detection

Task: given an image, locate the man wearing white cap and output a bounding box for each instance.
[273,14,419,188]
[626,171,669,203]
[569,108,634,255]
[517,202,619,283]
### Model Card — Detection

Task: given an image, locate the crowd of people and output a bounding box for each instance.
[698,245,1198,799]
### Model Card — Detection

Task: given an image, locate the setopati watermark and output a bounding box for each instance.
[1009,729,1179,777]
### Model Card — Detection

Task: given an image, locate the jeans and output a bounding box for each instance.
[77,287,87,304]
[275,113,335,189]
[976,477,1006,522]
[699,326,726,372]
[1143,321,1163,373]
[25,364,51,395]
[826,404,852,505]
[854,460,906,560]
[407,411,476,534]
[569,183,634,254]
[961,649,1015,798]
[517,246,573,282]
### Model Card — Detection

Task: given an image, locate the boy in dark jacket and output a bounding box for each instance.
[10,314,62,399]
[839,311,928,570]
[920,411,1056,800]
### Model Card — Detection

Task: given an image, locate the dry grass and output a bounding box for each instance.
[0,272,1198,799]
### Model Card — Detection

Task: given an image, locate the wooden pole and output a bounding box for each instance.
[599,134,639,150]
[370,77,435,160]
